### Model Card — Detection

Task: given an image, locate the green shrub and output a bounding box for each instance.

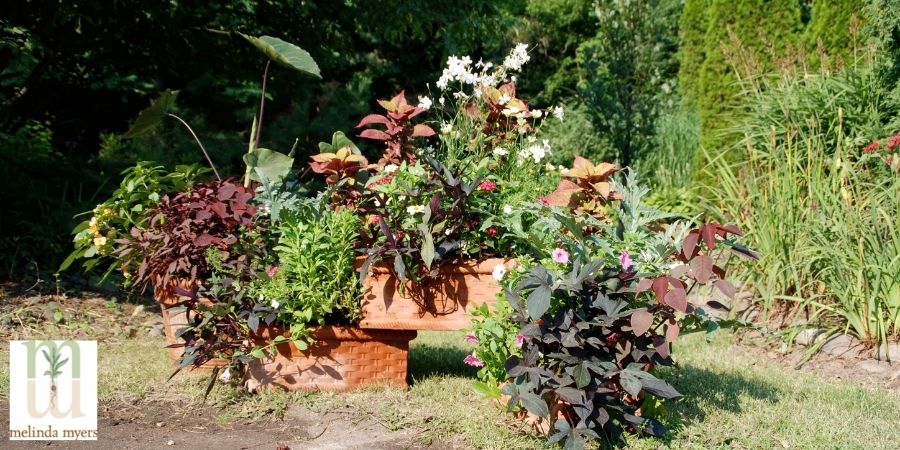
[677,0,710,106]
[574,0,681,167]
[803,0,867,68]
[540,101,613,165]
[696,0,802,163]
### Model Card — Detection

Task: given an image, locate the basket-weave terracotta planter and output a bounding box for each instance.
[357,258,516,331]
[154,282,227,368]
[244,326,416,392]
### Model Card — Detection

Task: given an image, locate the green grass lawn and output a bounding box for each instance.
[2,325,898,449]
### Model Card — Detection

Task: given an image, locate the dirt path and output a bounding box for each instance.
[1,400,437,449]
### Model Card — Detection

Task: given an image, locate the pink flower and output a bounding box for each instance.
[888,134,900,150]
[619,250,633,271]
[267,266,280,277]
[486,226,498,237]
[537,196,550,205]
[369,215,381,225]
[551,248,569,264]
[864,140,881,154]
[463,353,484,367]
[465,332,480,344]
[478,180,497,191]
[515,333,526,347]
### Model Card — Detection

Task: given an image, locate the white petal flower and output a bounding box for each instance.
[441,122,453,134]
[503,205,513,215]
[493,147,508,157]
[271,299,280,309]
[383,164,398,174]
[439,97,446,105]
[532,109,542,118]
[417,96,432,110]
[492,264,507,282]
[406,205,426,215]
[503,43,531,71]
[498,94,511,105]
[553,106,565,121]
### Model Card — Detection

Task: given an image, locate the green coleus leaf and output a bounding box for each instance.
[239,33,321,78]
[243,148,295,184]
[124,89,178,138]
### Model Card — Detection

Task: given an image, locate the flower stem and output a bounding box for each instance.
[166,113,222,181]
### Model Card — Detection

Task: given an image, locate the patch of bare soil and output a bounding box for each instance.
[1,399,454,449]
[736,332,900,391]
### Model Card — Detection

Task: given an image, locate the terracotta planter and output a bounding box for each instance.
[357,257,516,331]
[154,281,227,368]
[244,326,416,392]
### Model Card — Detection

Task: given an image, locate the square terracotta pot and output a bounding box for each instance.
[244,326,417,392]
[357,258,516,331]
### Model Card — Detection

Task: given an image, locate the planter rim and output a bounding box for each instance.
[355,256,517,275]
[254,324,417,342]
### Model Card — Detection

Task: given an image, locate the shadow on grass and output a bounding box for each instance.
[646,363,780,446]
[408,334,478,382]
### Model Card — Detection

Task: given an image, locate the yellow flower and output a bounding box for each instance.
[93,236,107,247]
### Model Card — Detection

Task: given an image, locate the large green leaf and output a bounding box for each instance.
[123,90,178,138]
[243,148,294,184]
[239,33,321,78]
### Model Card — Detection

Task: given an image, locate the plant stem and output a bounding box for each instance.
[167,113,222,181]
[255,60,272,152]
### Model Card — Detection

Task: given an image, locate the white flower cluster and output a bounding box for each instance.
[436,56,495,90]
[518,139,552,165]
[435,43,531,92]
[503,43,530,72]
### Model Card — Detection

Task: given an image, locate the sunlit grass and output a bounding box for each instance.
[3,326,898,449]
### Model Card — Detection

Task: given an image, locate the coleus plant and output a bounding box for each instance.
[309,132,372,209]
[357,91,436,165]
[546,157,622,221]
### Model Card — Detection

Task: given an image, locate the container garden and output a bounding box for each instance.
[244,325,416,392]
[357,258,517,331]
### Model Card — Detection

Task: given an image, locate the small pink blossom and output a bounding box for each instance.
[864,140,881,154]
[478,180,497,191]
[267,266,280,277]
[515,333,526,347]
[551,248,569,264]
[463,353,484,367]
[465,332,480,344]
[619,250,633,271]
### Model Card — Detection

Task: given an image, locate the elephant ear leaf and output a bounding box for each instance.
[124,90,178,138]
[243,148,294,184]
[239,33,320,78]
